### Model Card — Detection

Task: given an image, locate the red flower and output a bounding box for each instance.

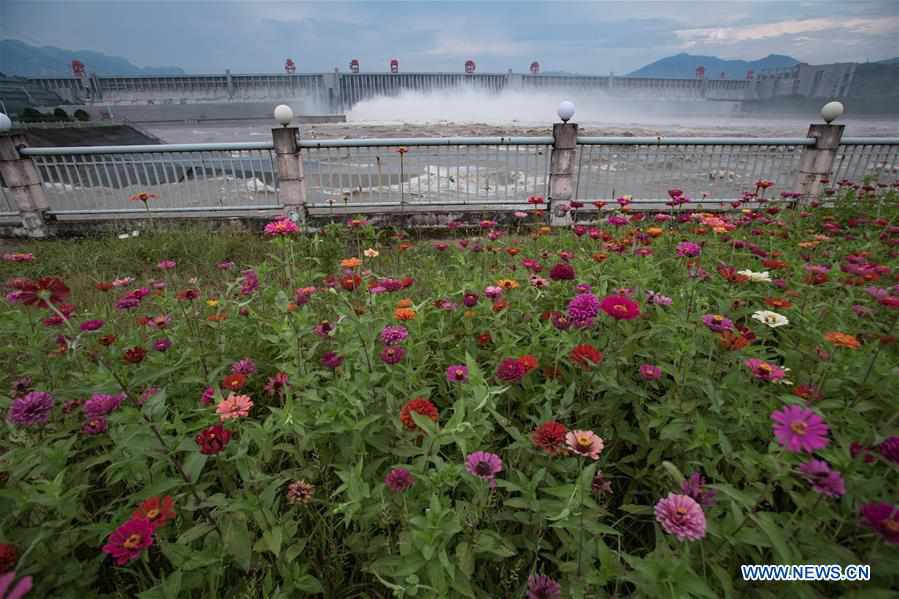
[7,276,70,308]
[400,277,415,289]
[122,346,147,364]
[717,264,748,283]
[569,344,603,369]
[532,421,568,455]
[176,288,199,301]
[99,334,117,346]
[133,496,176,529]
[196,424,232,454]
[399,398,439,431]
[549,263,575,281]
[477,332,492,347]
[518,355,538,372]
[95,282,113,292]
[221,374,247,391]
[341,274,362,291]
[0,543,17,574]
[102,517,154,566]
[599,295,641,320]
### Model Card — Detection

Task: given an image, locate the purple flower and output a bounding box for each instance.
[384,468,415,493]
[83,393,125,419]
[496,358,527,383]
[462,292,479,307]
[79,319,105,332]
[380,346,406,365]
[0,572,32,599]
[575,283,593,294]
[878,437,899,465]
[702,314,734,333]
[771,405,830,453]
[484,286,503,300]
[646,290,673,306]
[446,364,469,383]
[115,297,141,311]
[240,269,259,295]
[527,574,561,599]
[798,459,845,497]
[8,391,54,427]
[10,376,33,398]
[655,493,706,541]
[230,358,257,375]
[153,338,172,352]
[550,312,572,331]
[680,472,717,508]
[201,386,216,406]
[676,242,701,257]
[567,293,600,326]
[640,364,662,381]
[217,260,235,270]
[548,263,575,281]
[380,325,409,346]
[321,352,343,370]
[859,502,899,545]
[82,416,109,436]
[313,321,335,338]
[465,451,503,485]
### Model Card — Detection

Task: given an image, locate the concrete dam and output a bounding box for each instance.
[30,71,754,112]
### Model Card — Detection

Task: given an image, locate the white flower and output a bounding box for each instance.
[363,248,379,258]
[737,269,772,283]
[752,310,789,328]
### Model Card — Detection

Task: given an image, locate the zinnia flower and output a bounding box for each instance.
[321,352,343,369]
[380,346,406,365]
[264,217,300,236]
[702,314,734,332]
[798,460,845,497]
[599,295,641,320]
[133,496,176,528]
[771,405,830,453]
[859,502,899,545]
[102,517,154,566]
[823,332,861,349]
[496,358,528,383]
[399,398,439,431]
[216,393,253,421]
[380,325,409,346]
[81,416,108,436]
[80,319,105,332]
[878,437,899,464]
[7,391,54,427]
[640,364,662,381]
[751,310,789,328]
[195,424,232,454]
[221,373,247,391]
[526,574,561,599]
[445,364,469,383]
[385,468,415,493]
[264,372,290,396]
[681,472,717,508]
[465,451,503,484]
[548,263,575,281]
[532,421,568,456]
[744,359,788,383]
[654,493,706,541]
[0,544,18,575]
[567,293,600,326]
[287,480,315,505]
[675,242,701,257]
[83,393,125,419]
[122,346,146,364]
[569,344,603,369]
[230,358,257,375]
[737,270,772,283]
[565,430,604,460]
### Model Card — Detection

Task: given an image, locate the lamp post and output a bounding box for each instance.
[792,102,845,202]
[0,112,11,132]
[548,100,577,226]
[820,101,844,124]
[274,104,294,127]
[271,105,305,223]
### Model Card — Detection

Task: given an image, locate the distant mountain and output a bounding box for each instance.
[628,53,799,79]
[876,57,899,64]
[0,39,186,77]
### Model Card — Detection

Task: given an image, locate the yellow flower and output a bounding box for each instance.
[497,279,519,290]
[363,248,379,258]
[206,299,219,307]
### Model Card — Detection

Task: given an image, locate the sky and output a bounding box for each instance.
[2,0,898,75]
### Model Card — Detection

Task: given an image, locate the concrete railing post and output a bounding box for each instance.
[272,126,306,224]
[0,133,49,238]
[548,121,578,227]
[793,123,844,201]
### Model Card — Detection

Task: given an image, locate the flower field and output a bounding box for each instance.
[1,184,899,598]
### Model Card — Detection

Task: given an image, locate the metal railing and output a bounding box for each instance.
[5,135,898,220]
[20,142,281,215]
[300,137,553,212]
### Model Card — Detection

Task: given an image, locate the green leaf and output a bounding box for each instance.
[223,513,253,572]
[751,512,794,563]
[177,523,214,545]
[182,453,208,484]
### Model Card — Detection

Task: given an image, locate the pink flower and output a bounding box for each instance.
[101,517,154,566]
[744,359,787,383]
[771,405,830,453]
[654,493,706,541]
[384,468,415,492]
[639,364,662,381]
[599,295,641,320]
[798,459,845,497]
[216,393,253,421]
[157,260,177,270]
[565,430,604,460]
[264,217,300,236]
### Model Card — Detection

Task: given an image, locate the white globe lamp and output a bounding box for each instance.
[557,100,575,123]
[820,101,844,124]
[274,104,294,127]
[0,113,11,132]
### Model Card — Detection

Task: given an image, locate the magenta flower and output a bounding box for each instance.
[639,364,662,381]
[230,358,257,375]
[102,517,154,566]
[240,269,259,295]
[79,319,105,332]
[771,405,830,453]
[527,574,561,599]
[702,314,734,332]
[877,437,899,464]
[264,217,300,236]
[549,263,575,281]
[82,416,109,436]
[0,572,32,599]
[465,451,503,485]
[83,393,125,419]
[153,338,172,352]
[567,293,600,326]
[744,359,787,383]
[859,502,899,545]
[646,290,673,306]
[313,321,335,338]
[798,459,845,497]
[446,364,469,383]
[380,346,406,365]
[321,352,343,370]
[462,292,479,307]
[681,472,717,508]
[599,295,641,320]
[655,493,707,541]
[201,386,216,406]
[380,325,408,346]
[157,259,177,270]
[676,242,701,257]
[7,391,54,427]
[496,358,527,383]
[264,372,290,396]
[384,468,415,493]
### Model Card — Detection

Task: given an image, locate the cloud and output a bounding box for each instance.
[675,16,899,45]
[425,35,534,58]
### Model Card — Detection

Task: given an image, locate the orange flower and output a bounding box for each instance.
[497,279,519,290]
[221,374,246,391]
[340,257,362,269]
[492,299,508,313]
[824,332,861,350]
[398,242,413,252]
[646,227,664,238]
[207,314,227,322]
[764,297,793,309]
[719,331,750,351]
[394,308,417,321]
[396,298,413,309]
[518,355,538,372]
[128,191,158,202]
[133,496,176,528]
[506,247,520,256]
[538,226,552,236]
[592,252,608,263]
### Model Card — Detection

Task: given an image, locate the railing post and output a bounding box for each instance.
[271,126,306,224]
[0,133,49,238]
[548,120,578,227]
[794,123,844,201]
